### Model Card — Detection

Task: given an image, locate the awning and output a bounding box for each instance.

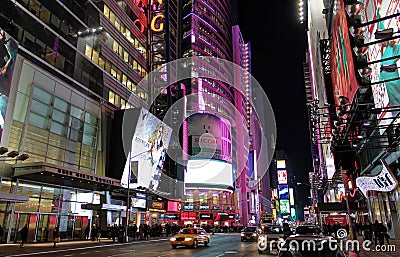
[214,213,229,221]
[81,203,126,211]
[0,192,29,202]
[12,162,122,191]
[317,202,358,212]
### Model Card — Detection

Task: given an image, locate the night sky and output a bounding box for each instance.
[238,1,312,206]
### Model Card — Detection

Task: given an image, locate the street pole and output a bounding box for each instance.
[126,151,131,243]
[341,169,354,240]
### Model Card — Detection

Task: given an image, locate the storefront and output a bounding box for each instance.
[199,212,213,226]
[164,200,180,224]
[0,162,122,244]
[147,199,166,225]
[181,212,196,226]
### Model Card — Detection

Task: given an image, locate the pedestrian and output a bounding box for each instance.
[97,225,102,242]
[378,222,390,245]
[91,224,97,241]
[132,224,138,240]
[84,225,90,240]
[0,224,4,241]
[19,224,28,248]
[53,227,60,248]
[283,223,291,240]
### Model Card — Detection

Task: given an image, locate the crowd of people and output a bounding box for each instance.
[81,223,244,243]
[322,219,391,245]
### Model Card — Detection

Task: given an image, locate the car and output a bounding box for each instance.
[169,227,210,249]
[276,235,347,257]
[258,225,284,254]
[295,224,322,235]
[240,226,261,241]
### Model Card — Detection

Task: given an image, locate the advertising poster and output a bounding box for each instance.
[277,169,288,184]
[189,113,232,162]
[279,199,290,215]
[278,184,289,199]
[121,108,172,191]
[0,27,18,142]
[363,1,400,133]
[330,0,360,106]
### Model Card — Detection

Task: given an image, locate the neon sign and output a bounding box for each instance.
[150,14,165,32]
[133,0,165,33]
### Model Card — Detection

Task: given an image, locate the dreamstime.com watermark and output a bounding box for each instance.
[257,237,397,253]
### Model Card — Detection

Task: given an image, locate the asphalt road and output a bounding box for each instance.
[2,234,276,257]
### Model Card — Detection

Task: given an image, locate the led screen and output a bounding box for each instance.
[280,199,290,215]
[277,170,288,184]
[289,188,295,205]
[278,184,289,199]
[185,159,233,188]
[0,27,18,143]
[133,198,146,208]
[189,113,232,162]
[362,1,400,133]
[120,108,172,191]
[277,160,286,169]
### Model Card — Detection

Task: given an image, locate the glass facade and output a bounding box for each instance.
[0,179,96,243]
[8,63,100,173]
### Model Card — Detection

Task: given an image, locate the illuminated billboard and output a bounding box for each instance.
[278,184,289,199]
[277,170,288,184]
[289,188,295,205]
[330,0,360,105]
[277,160,286,169]
[189,113,232,162]
[0,27,18,143]
[363,1,400,134]
[116,108,172,191]
[185,159,233,188]
[280,199,290,215]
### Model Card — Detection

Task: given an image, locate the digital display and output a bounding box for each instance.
[280,199,290,215]
[133,198,146,208]
[0,27,18,143]
[185,159,233,187]
[278,184,289,199]
[277,170,288,184]
[277,160,286,169]
[189,113,232,162]
[362,1,400,134]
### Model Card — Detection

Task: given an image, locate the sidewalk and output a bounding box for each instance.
[0,237,169,257]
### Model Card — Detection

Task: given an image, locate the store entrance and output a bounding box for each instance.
[12,213,37,243]
[36,214,57,242]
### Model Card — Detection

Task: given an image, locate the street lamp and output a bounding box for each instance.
[296,182,311,186]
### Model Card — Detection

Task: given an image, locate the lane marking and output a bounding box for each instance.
[6,239,168,257]
[107,250,135,257]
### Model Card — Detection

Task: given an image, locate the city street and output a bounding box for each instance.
[0,233,265,257]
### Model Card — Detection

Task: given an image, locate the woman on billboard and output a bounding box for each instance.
[148,123,167,190]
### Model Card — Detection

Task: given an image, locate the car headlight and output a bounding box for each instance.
[170,238,176,241]
[184,238,193,241]
[252,233,257,236]
[241,232,245,236]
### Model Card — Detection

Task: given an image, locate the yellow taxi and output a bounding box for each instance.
[170,227,211,248]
